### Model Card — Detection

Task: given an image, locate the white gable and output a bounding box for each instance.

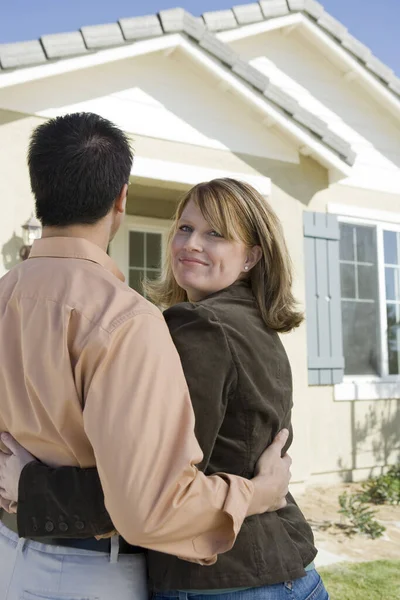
[228,29,400,194]
[0,49,298,164]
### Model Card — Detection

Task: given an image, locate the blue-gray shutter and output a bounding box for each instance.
[303,211,345,385]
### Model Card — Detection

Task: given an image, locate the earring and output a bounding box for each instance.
[244,266,249,271]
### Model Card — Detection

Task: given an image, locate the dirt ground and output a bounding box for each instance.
[296,483,400,563]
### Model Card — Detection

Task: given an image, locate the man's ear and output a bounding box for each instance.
[115,183,128,214]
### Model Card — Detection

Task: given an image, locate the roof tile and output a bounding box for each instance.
[341,34,372,62]
[286,0,306,10]
[232,58,270,92]
[202,10,237,31]
[41,31,87,59]
[259,1,289,19]
[199,30,238,67]
[303,0,325,20]
[322,131,354,163]
[388,78,400,96]
[159,7,186,32]
[317,13,348,41]
[81,23,124,49]
[366,56,394,83]
[293,107,328,137]
[0,40,46,69]
[232,3,264,25]
[119,15,163,41]
[159,8,205,42]
[264,83,299,114]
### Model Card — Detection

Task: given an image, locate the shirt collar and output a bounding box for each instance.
[29,237,125,282]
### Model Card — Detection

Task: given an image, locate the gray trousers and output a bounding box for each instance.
[0,523,148,600]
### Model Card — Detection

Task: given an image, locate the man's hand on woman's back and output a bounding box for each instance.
[247,429,292,516]
[0,433,36,507]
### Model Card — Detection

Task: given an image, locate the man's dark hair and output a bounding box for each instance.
[28,112,133,226]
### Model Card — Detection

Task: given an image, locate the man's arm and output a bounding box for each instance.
[0,309,291,556]
[17,463,113,539]
[82,309,254,563]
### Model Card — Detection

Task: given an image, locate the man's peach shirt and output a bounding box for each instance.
[0,237,253,562]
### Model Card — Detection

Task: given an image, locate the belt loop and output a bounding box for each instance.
[17,537,26,554]
[110,535,119,563]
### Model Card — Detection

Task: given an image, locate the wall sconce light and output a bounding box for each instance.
[20,215,42,261]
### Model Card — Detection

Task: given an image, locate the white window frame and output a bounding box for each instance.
[109,215,171,284]
[329,203,400,401]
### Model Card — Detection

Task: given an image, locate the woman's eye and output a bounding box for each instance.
[179,225,192,233]
[209,230,223,238]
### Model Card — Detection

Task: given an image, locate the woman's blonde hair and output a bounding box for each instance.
[145,178,303,332]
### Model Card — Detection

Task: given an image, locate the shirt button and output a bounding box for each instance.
[75,521,85,531]
[59,522,69,533]
[45,521,54,533]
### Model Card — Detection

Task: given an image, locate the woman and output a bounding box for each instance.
[0,179,329,599]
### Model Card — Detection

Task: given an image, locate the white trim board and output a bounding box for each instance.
[216,13,304,43]
[218,13,303,42]
[328,203,400,225]
[132,156,272,195]
[335,381,400,401]
[0,34,181,89]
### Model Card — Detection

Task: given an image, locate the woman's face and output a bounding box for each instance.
[171,199,252,302]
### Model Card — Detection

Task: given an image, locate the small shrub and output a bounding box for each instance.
[338,492,385,539]
[358,465,400,506]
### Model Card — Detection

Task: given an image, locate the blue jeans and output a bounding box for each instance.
[153,569,330,600]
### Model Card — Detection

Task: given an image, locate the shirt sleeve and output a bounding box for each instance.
[164,303,237,472]
[82,309,254,563]
[17,462,113,539]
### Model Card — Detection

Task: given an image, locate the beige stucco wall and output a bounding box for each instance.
[0,110,43,277]
[1,109,398,485]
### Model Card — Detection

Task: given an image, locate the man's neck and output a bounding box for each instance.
[41,224,110,253]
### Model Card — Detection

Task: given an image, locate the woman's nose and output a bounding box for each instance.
[184,233,203,252]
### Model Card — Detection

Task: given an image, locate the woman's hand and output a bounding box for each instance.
[0,433,36,505]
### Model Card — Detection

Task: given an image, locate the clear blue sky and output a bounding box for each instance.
[1,0,399,76]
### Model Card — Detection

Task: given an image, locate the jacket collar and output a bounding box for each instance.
[198,279,253,303]
[29,237,125,282]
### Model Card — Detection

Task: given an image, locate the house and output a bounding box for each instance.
[1,0,399,488]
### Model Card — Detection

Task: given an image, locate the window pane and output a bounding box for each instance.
[145,269,161,282]
[339,224,354,261]
[340,263,356,298]
[129,232,144,268]
[129,269,144,294]
[146,234,161,269]
[384,230,398,265]
[358,265,378,300]
[387,304,400,375]
[342,301,379,375]
[385,267,396,301]
[356,226,376,263]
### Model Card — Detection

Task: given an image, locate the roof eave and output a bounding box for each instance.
[218,13,400,119]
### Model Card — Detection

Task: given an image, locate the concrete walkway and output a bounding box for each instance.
[315,547,352,567]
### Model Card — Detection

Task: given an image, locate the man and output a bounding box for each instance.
[0,112,291,599]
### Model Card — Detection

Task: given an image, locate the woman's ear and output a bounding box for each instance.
[244,245,262,272]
